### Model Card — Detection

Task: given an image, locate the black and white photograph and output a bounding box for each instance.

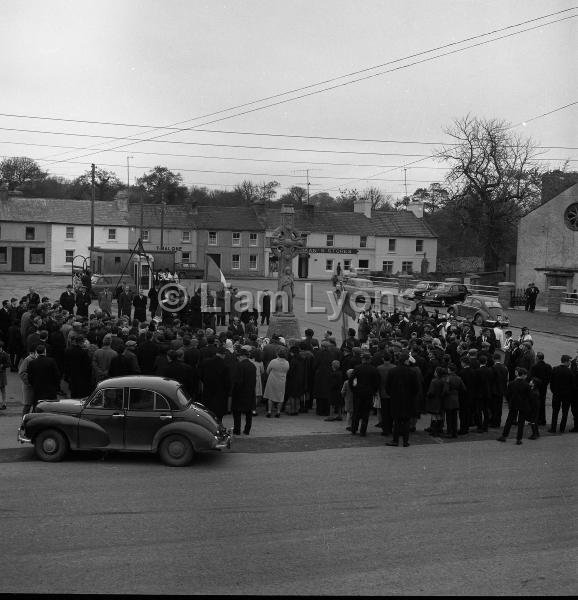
[0,0,576,595]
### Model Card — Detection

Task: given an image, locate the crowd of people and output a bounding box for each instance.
[0,282,577,446]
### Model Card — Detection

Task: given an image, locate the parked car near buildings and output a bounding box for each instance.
[402,281,440,301]
[18,376,231,467]
[447,295,510,327]
[422,283,469,307]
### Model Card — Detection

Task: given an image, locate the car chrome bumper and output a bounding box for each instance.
[18,428,31,444]
[215,429,232,450]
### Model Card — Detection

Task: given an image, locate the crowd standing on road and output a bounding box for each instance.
[0,284,577,446]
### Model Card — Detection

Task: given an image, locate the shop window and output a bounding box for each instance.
[29,248,45,264]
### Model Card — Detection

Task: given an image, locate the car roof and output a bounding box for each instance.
[97,376,182,394]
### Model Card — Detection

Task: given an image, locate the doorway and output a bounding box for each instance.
[11,247,24,272]
[298,254,309,279]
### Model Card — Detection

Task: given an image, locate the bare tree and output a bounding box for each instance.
[439,115,542,270]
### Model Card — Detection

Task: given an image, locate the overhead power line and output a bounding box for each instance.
[1,127,575,161]
[1,114,576,150]
[38,9,578,164]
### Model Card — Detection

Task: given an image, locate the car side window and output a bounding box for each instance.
[155,394,171,411]
[103,389,124,410]
[129,389,155,411]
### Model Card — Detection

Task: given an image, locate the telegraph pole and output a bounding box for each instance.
[90,163,95,270]
[126,156,133,200]
[160,190,166,249]
[139,188,144,241]
[306,169,310,204]
[403,168,408,197]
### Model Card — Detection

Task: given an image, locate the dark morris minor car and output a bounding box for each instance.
[447,295,510,327]
[18,376,231,467]
[402,281,440,301]
[422,283,469,307]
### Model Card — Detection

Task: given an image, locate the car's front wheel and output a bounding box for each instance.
[447,306,456,316]
[159,434,194,467]
[34,429,68,462]
[474,313,483,326]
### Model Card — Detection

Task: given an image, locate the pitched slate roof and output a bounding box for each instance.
[127,204,195,229]
[194,205,264,231]
[263,206,437,238]
[0,197,129,226]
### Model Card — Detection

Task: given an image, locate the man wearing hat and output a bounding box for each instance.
[75,285,92,318]
[109,340,141,377]
[384,351,421,447]
[524,283,540,312]
[349,351,380,437]
[231,346,257,435]
[161,349,195,396]
[59,284,76,314]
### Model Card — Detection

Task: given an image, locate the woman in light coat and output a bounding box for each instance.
[264,347,290,417]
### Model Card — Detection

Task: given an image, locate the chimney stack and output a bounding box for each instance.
[407,200,424,219]
[0,183,8,203]
[354,197,372,218]
[115,190,129,213]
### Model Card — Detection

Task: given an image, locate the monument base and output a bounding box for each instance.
[266,313,302,344]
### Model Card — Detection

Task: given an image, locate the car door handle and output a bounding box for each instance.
[111,413,125,418]
[159,415,172,420]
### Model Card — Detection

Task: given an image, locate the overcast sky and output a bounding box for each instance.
[1,0,576,198]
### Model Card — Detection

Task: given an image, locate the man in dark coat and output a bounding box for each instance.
[161,349,195,397]
[524,283,540,312]
[529,352,552,426]
[385,351,421,447]
[59,285,76,314]
[148,284,159,318]
[498,367,532,444]
[313,341,334,416]
[549,355,575,433]
[63,337,93,397]
[118,285,134,319]
[260,290,271,326]
[458,356,479,435]
[27,344,60,401]
[491,352,509,428]
[109,340,141,377]
[132,290,148,323]
[74,286,91,318]
[231,347,257,435]
[200,348,230,422]
[137,331,160,375]
[349,352,380,437]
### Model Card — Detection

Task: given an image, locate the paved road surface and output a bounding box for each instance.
[1,435,576,595]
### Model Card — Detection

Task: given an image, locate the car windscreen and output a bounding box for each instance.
[175,387,191,409]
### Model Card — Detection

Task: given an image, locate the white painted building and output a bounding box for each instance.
[261,199,437,279]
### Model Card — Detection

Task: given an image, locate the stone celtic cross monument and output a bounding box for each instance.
[266,205,305,340]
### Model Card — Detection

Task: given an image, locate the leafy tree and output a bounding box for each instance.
[361,186,394,211]
[136,166,187,204]
[279,186,308,206]
[73,168,124,202]
[439,115,542,270]
[309,192,337,209]
[0,157,48,191]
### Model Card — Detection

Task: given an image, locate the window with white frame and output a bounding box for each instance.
[249,254,257,270]
[141,229,149,242]
[208,231,217,246]
[65,249,74,263]
[326,234,334,247]
[388,238,396,252]
[358,259,369,269]
[108,228,116,241]
[360,235,367,248]
[182,230,191,243]
[382,260,393,274]
[65,226,74,239]
[416,239,424,252]
[0,247,7,264]
[343,259,351,271]
[232,254,240,270]
[232,232,241,246]
[181,251,191,263]
[401,261,413,274]
[249,233,258,246]
[325,259,334,271]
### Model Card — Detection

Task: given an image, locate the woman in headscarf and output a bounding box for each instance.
[264,347,290,418]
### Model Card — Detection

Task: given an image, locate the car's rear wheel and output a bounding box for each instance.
[447,306,456,316]
[474,313,483,326]
[159,434,194,467]
[34,429,68,462]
